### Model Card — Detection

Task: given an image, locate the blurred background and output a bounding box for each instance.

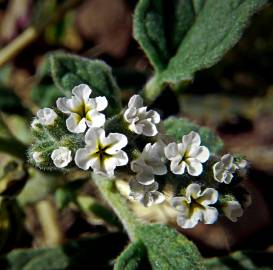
[0,0,272,265]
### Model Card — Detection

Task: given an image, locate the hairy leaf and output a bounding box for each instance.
[134,0,268,99]
[50,52,122,115]
[114,241,149,270]
[164,117,223,154]
[136,224,205,270]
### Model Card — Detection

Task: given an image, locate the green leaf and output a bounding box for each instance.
[164,117,223,154]
[136,224,205,270]
[114,241,149,270]
[17,170,59,206]
[50,52,122,115]
[205,251,273,270]
[134,0,268,100]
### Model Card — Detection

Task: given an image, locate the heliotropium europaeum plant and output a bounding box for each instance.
[29,68,250,229]
[26,0,269,268]
[26,52,253,268]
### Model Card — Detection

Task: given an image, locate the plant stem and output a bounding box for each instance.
[143,75,163,103]
[0,0,82,67]
[93,175,140,241]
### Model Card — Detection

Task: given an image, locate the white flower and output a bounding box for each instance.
[75,127,128,177]
[32,152,43,163]
[165,131,210,176]
[171,183,218,229]
[129,178,165,207]
[31,118,40,129]
[236,159,248,169]
[56,84,108,133]
[124,95,160,136]
[51,147,72,168]
[131,141,167,185]
[37,108,58,126]
[222,200,243,222]
[213,154,237,184]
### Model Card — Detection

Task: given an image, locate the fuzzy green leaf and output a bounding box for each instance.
[50,52,122,115]
[136,224,205,270]
[114,241,149,270]
[164,117,223,154]
[134,0,267,99]
[205,251,273,270]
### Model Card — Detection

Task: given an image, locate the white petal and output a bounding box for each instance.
[85,127,105,145]
[131,159,145,173]
[185,183,201,200]
[37,108,58,126]
[151,163,167,176]
[128,95,143,108]
[33,152,43,163]
[94,96,108,111]
[129,122,143,134]
[224,172,234,184]
[136,167,154,185]
[51,147,72,168]
[129,179,159,202]
[223,201,243,222]
[182,131,201,147]
[72,84,91,102]
[186,158,203,176]
[221,154,234,169]
[86,110,105,128]
[66,95,82,112]
[171,197,189,213]
[103,157,117,176]
[188,145,210,163]
[92,158,107,176]
[213,162,223,182]
[56,97,70,113]
[75,147,97,170]
[104,133,128,154]
[165,142,179,160]
[237,159,248,169]
[66,113,86,133]
[151,191,165,204]
[170,157,186,174]
[202,207,218,224]
[141,120,158,136]
[146,110,160,124]
[113,150,128,166]
[177,212,199,229]
[197,188,218,206]
[123,107,136,122]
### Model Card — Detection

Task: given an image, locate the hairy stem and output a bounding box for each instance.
[0,0,82,67]
[93,175,140,241]
[144,75,163,103]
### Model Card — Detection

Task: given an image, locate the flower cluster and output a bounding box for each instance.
[29,84,251,229]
